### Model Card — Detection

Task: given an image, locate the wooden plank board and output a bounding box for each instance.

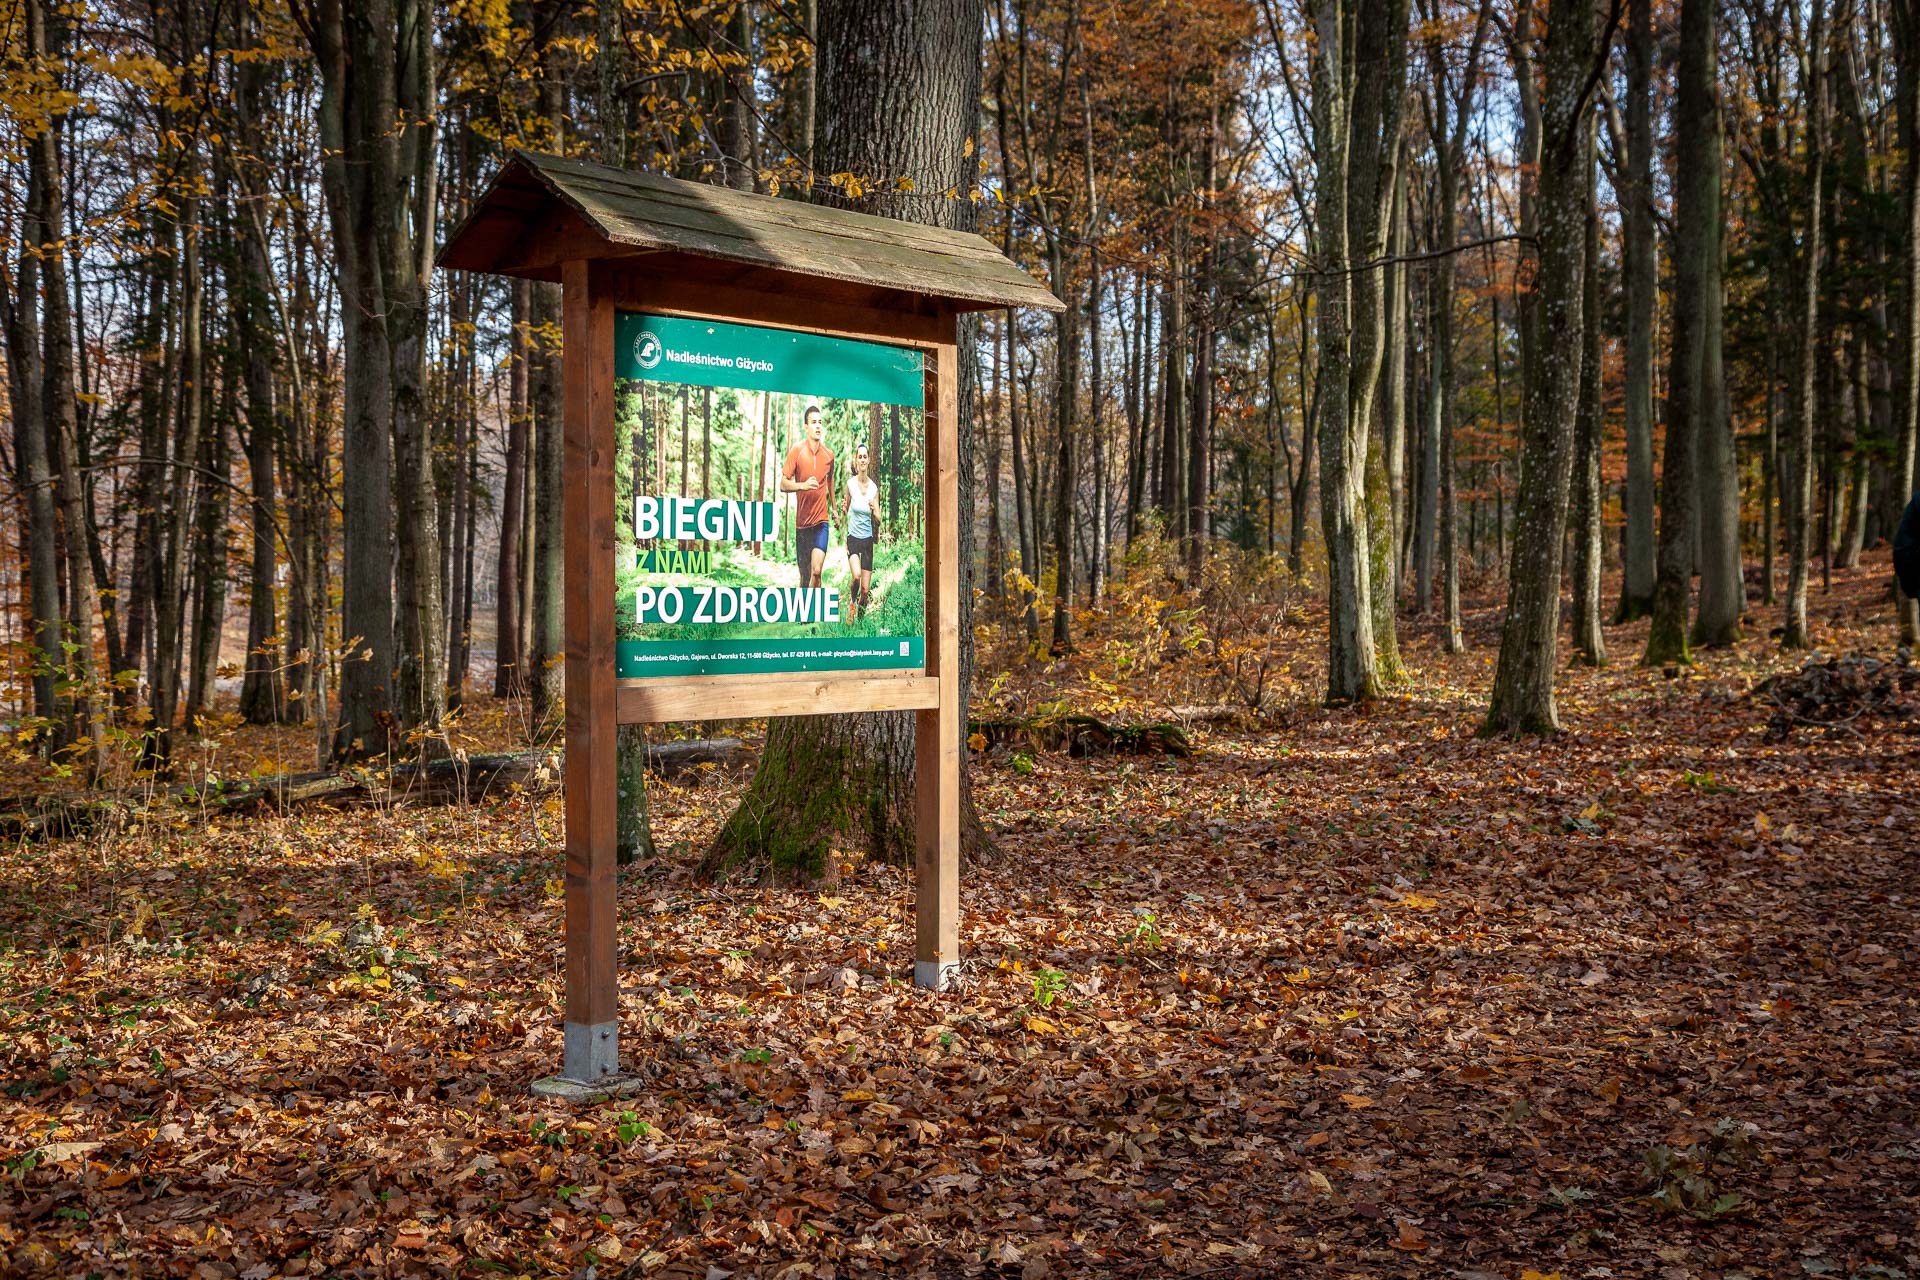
[596,265,950,349]
[617,673,939,724]
[914,332,962,990]
[559,190,1051,310]
[560,260,621,1081]
[555,167,1017,261]
[443,151,1063,313]
[531,151,1019,262]
[506,200,1028,308]
[574,197,1047,302]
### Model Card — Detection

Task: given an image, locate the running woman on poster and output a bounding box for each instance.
[844,443,879,621]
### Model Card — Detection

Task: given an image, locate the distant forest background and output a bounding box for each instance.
[4,0,1917,781]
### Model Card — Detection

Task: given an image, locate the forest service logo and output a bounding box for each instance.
[635,330,663,370]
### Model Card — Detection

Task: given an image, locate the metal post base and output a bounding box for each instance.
[914,959,959,991]
[562,1019,619,1083]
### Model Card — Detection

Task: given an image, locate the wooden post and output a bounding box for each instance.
[561,260,621,1080]
[915,329,961,989]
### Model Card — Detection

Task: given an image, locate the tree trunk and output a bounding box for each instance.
[386,0,446,749]
[528,48,568,731]
[529,278,566,729]
[236,61,283,725]
[1420,0,1490,653]
[1084,84,1108,603]
[598,0,626,167]
[5,149,59,738]
[1124,277,1149,540]
[1288,279,1317,575]
[30,0,105,776]
[1836,334,1871,570]
[1187,118,1216,583]
[1312,0,1371,702]
[226,15,284,727]
[1896,0,1920,642]
[986,315,1006,599]
[707,0,993,882]
[1369,142,1410,669]
[1416,273,1439,614]
[1483,0,1593,734]
[1615,0,1657,621]
[1784,0,1827,650]
[185,411,231,727]
[720,0,759,190]
[1007,271,1040,639]
[308,0,397,760]
[1646,0,1721,664]
[495,280,530,696]
[1571,154,1607,667]
[1689,3,1742,650]
[1367,151,1413,687]
[445,270,474,709]
[1310,0,1407,705]
[120,249,169,714]
[1050,248,1079,654]
[1161,250,1187,532]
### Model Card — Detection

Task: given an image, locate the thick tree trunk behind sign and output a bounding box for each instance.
[1482,0,1593,735]
[706,0,991,882]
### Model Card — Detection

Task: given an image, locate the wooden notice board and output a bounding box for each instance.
[440,151,1060,1086]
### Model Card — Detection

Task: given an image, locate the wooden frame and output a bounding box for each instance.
[559,260,962,1081]
[443,150,1058,1089]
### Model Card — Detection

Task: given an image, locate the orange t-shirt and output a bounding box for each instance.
[784,441,836,529]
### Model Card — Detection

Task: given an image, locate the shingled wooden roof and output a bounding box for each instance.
[438,151,1061,313]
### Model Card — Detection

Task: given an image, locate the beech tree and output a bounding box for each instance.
[1644,0,1715,667]
[1898,0,1920,644]
[1571,142,1606,669]
[1416,0,1493,656]
[1783,0,1828,651]
[1689,0,1743,651]
[1612,0,1657,622]
[1306,0,1410,705]
[1481,0,1596,735]
[705,0,993,881]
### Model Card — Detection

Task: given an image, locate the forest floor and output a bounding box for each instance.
[2,554,1917,1279]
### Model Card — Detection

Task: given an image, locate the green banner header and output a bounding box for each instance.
[616,312,925,407]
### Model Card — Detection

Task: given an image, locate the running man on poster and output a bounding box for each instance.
[613,313,928,678]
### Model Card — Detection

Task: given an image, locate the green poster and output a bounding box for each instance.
[614,312,928,679]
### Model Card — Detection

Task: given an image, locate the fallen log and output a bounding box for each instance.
[968,714,1194,758]
[0,738,749,841]
[1166,704,1254,727]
